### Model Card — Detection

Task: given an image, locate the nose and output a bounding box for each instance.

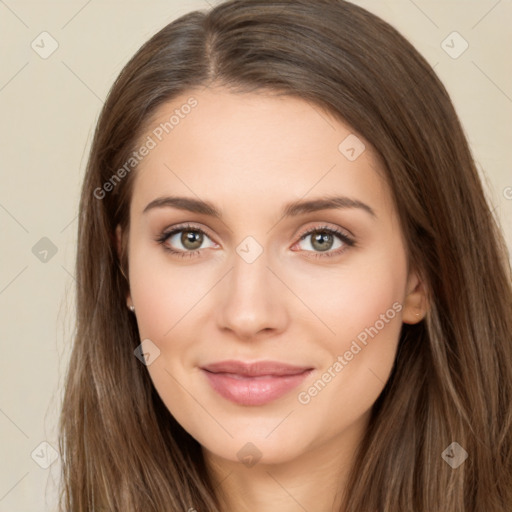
[216,248,289,340]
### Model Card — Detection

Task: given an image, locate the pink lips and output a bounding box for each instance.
[201,360,313,406]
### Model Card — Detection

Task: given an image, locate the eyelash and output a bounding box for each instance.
[155,223,356,260]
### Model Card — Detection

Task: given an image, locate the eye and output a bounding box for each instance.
[155,223,217,258]
[155,223,355,260]
[292,225,355,259]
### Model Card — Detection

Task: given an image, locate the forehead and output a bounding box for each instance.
[129,87,391,219]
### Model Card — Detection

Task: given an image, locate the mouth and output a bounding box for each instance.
[200,360,314,406]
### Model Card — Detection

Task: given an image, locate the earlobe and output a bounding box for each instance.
[402,272,428,324]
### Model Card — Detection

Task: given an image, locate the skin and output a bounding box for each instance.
[116,87,427,512]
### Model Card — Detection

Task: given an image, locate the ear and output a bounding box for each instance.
[401,270,428,324]
[116,224,132,306]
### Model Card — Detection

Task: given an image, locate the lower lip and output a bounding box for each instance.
[202,369,312,406]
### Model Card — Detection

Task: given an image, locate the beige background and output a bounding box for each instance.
[0,1,510,510]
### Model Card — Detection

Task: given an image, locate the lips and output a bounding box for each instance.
[201,360,313,406]
[202,360,312,377]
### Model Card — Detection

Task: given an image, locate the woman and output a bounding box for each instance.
[58,0,512,510]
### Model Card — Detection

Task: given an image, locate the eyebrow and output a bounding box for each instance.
[142,195,376,219]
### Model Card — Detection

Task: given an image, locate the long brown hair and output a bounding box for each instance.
[58,0,512,510]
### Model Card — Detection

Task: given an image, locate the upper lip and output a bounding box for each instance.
[201,360,313,377]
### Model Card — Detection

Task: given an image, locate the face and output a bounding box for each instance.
[117,87,425,468]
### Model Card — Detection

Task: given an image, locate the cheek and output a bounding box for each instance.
[317,275,403,386]
[129,255,210,418]
[291,248,406,409]
[289,247,407,349]
[295,264,406,425]
[334,269,404,348]
[129,247,215,341]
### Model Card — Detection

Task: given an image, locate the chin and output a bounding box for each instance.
[198,426,313,468]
